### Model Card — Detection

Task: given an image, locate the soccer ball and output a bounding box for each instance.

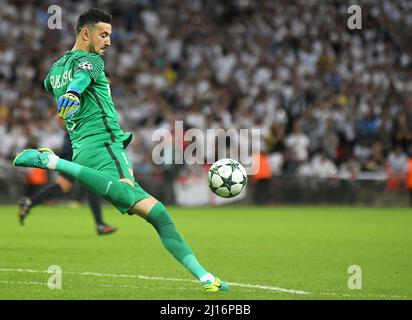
[208,158,247,198]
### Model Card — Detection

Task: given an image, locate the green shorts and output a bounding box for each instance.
[72,141,151,214]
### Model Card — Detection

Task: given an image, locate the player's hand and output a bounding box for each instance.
[57,91,80,120]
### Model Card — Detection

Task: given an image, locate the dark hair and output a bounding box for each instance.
[76,8,112,34]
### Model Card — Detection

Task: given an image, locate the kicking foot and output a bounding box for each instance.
[201,277,230,292]
[97,224,118,236]
[13,148,55,169]
[18,197,32,226]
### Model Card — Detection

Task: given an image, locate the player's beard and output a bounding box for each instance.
[88,39,100,56]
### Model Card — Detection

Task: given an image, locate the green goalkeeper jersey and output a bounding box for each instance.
[44,49,132,157]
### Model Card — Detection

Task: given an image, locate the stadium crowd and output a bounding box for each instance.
[1,0,412,188]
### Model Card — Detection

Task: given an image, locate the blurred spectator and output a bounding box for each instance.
[310,151,338,178]
[339,159,361,181]
[388,145,408,174]
[386,145,408,190]
[285,120,310,163]
[338,158,361,203]
[268,152,284,176]
[320,119,339,160]
[392,114,412,154]
[251,150,273,205]
[363,142,386,172]
[407,153,412,205]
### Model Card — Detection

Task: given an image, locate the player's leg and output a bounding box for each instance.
[14,149,134,218]
[18,136,75,225]
[128,195,229,292]
[14,148,151,218]
[13,148,228,291]
[33,175,72,204]
[86,190,118,235]
[85,191,103,225]
[128,195,210,278]
[18,175,73,225]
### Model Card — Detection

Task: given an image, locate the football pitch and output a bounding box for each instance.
[0,205,411,300]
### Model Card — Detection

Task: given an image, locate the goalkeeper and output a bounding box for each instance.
[13,8,228,292]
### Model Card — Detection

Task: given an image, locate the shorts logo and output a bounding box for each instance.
[79,61,93,71]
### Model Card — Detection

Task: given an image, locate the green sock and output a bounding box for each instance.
[147,202,208,280]
[55,158,136,210]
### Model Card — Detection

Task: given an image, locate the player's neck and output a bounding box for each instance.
[72,42,90,53]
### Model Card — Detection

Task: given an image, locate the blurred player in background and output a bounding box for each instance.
[13,8,228,292]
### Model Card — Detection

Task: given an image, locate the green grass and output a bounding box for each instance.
[0,204,411,299]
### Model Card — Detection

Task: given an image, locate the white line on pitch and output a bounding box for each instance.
[1,268,410,298]
[0,267,309,295]
[0,280,45,286]
[0,279,274,294]
[320,291,408,299]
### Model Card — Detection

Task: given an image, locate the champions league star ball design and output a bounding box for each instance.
[208,158,247,198]
[79,61,93,71]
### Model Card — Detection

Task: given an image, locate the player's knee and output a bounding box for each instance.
[129,196,159,219]
[56,176,73,193]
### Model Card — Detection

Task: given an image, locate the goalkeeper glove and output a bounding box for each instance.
[57,88,80,120]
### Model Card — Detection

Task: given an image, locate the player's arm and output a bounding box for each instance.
[57,72,91,120]
[44,71,53,93]
[57,55,103,120]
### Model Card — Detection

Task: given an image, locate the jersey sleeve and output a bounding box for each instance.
[74,54,104,83]
[43,71,53,93]
[68,71,92,94]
